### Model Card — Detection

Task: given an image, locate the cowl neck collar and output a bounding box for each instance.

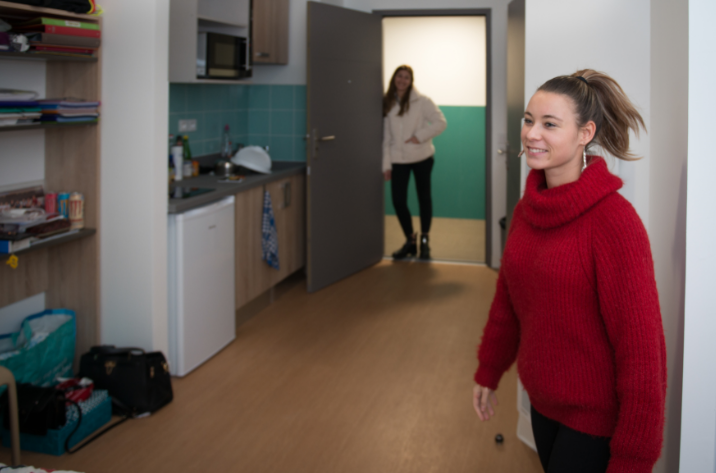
[521,156,623,229]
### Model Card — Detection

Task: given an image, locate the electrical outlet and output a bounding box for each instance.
[178,119,197,132]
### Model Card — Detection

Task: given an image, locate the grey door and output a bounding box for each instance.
[505,0,525,237]
[306,2,384,293]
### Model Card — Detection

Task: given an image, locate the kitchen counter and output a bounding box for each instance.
[168,161,306,214]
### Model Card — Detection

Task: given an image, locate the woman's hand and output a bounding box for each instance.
[473,384,498,421]
[405,136,420,144]
[383,170,392,181]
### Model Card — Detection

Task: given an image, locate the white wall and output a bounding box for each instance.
[100,0,169,353]
[383,16,486,106]
[650,0,688,471]
[680,0,716,471]
[523,0,651,225]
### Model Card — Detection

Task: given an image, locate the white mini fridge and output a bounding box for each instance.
[168,196,236,377]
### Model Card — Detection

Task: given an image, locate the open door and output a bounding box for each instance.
[306,2,384,293]
[505,0,525,235]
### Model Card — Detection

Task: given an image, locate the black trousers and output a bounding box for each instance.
[530,406,611,473]
[391,157,434,239]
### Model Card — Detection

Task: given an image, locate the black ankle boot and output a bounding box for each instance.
[392,237,417,259]
[419,234,431,260]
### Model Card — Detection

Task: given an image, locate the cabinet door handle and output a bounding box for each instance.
[283,181,291,208]
[319,135,335,142]
[256,52,270,58]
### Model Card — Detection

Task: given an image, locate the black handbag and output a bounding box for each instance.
[2,384,66,436]
[78,346,173,416]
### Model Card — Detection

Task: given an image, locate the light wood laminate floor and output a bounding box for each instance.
[0,262,540,472]
[385,216,486,263]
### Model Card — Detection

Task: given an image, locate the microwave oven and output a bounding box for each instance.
[197,32,251,80]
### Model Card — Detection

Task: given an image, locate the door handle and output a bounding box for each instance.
[256,52,270,58]
[282,181,292,208]
[319,135,335,142]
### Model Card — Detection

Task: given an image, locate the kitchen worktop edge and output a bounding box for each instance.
[168,161,306,214]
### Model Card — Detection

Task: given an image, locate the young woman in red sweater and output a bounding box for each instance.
[472,70,666,473]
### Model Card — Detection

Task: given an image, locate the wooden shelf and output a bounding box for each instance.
[12,228,96,255]
[0,51,98,62]
[0,121,98,133]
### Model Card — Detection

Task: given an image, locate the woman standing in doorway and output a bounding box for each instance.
[383,65,447,259]
[472,70,666,473]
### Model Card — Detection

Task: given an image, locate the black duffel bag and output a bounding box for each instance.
[78,346,173,416]
[2,384,65,436]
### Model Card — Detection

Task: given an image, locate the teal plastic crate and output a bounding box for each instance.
[1,390,112,456]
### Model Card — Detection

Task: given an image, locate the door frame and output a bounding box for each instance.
[373,8,494,267]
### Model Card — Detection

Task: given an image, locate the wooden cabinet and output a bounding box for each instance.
[267,174,306,283]
[0,2,101,360]
[252,0,289,65]
[234,174,305,310]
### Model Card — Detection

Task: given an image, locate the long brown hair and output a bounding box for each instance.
[538,69,646,161]
[383,65,414,117]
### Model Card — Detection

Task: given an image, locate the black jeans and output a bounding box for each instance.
[391,157,434,239]
[530,406,611,473]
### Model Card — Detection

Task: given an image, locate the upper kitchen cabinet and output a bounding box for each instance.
[252,0,288,65]
[169,0,253,83]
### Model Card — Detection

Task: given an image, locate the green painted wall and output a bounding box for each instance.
[385,106,486,220]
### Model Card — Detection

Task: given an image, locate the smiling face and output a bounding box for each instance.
[394,69,412,96]
[521,91,595,187]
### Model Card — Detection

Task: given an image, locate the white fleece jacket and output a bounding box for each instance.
[382,88,447,172]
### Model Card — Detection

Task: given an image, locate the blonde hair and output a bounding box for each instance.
[538,69,646,161]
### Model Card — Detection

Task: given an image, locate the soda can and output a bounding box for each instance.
[58,192,70,218]
[45,192,57,214]
[69,192,84,230]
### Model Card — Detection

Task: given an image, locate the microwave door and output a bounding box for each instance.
[208,34,239,78]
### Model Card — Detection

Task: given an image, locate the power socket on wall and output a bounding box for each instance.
[178,119,197,132]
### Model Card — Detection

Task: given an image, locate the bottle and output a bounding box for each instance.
[183,135,192,161]
[182,135,193,178]
[221,124,232,159]
[168,134,176,184]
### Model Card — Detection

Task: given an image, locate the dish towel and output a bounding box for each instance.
[262,190,280,270]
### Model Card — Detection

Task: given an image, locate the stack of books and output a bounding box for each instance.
[38,98,100,124]
[0,90,41,127]
[10,17,100,58]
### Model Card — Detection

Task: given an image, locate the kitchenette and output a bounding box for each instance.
[163,0,306,376]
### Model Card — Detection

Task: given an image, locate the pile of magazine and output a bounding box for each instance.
[0,186,73,255]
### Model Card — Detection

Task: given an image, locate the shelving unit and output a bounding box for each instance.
[0,51,97,62]
[0,121,98,133]
[0,1,101,361]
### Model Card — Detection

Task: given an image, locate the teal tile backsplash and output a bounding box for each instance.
[169,84,307,161]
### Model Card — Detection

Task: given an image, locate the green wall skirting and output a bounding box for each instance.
[384,106,486,220]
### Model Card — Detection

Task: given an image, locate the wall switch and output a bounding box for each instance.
[178,119,197,132]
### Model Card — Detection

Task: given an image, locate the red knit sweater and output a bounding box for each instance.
[475,157,666,473]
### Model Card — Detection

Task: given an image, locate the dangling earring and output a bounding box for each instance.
[582,149,587,172]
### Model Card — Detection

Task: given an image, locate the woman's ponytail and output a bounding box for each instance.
[538,69,646,161]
